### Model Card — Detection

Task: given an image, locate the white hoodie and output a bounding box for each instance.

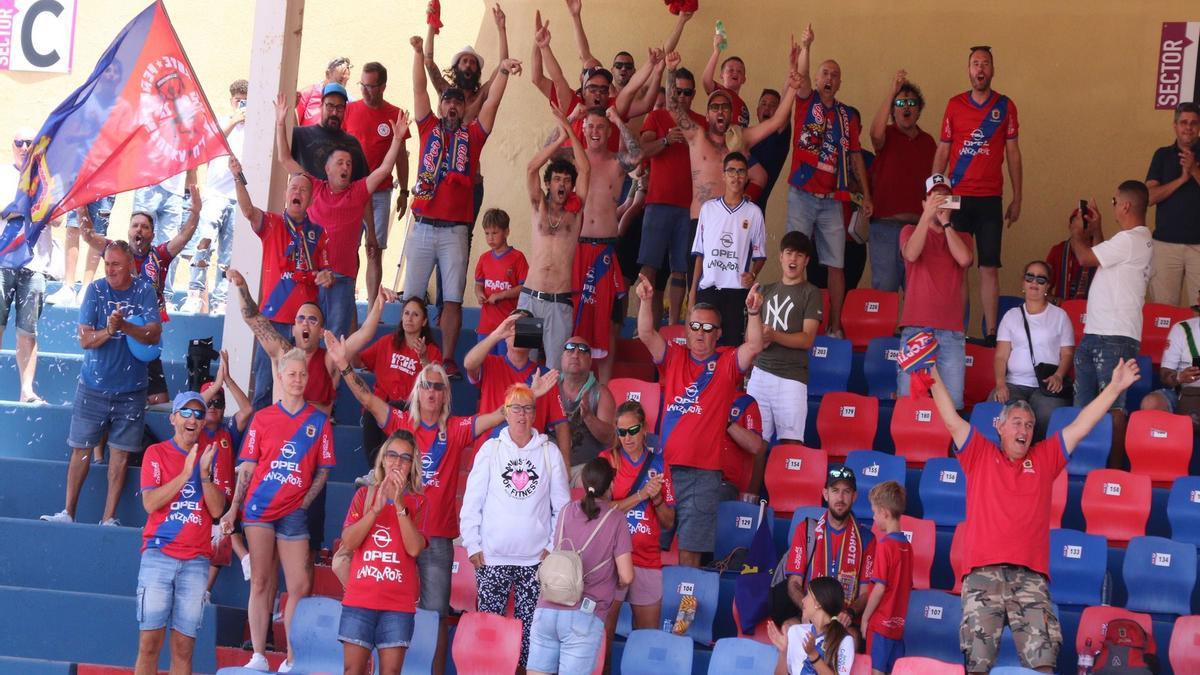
[459,427,570,567]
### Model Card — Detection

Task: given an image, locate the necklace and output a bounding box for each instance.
[548,211,565,231]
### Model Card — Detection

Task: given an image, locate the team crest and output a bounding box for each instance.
[220,438,229,448]
[706,361,716,372]
[603,254,611,265]
[307,230,317,241]
[1022,458,1034,473]
[438,430,447,442]
[742,219,749,230]
[138,55,215,163]
[376,123,391,137]
[732,407,741,417]
[305,425,316,438]
[990,108,1001,121]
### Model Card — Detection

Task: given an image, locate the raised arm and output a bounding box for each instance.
[930,365,971,447]
[423,17,449,94]
[567,114,590,204]
[634,274,667,362]
[944,217,974,268]
[227,156,264,232]
[540,30,574,110]
[530,11,554,98]
[217,350,254,431]
[411,36,433,121]
[564,0,597,68]
[871,70,907,151]
[340,288,391,354]
[273,95,306,176]
[325,329,391,427]
[616,48,663,119]
[737,285,765,372]
[1066,203,1102,267]
[365,110,411,193]
[608,107,643,173]
[478,58,521,133]
[466,312,521,377]
[794,25,814,100]
[701,31,723,95]
[74,208,112,252]
[664,54,699,134]
[743,70,801,147]
[526,105,574,206]
[628,56,665,119]
[227,268,290,359]
[663,10,693,54]
[166,185,202,257]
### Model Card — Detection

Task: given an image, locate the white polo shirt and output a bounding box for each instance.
[690,196,766,290]
[1084,225,1152,340]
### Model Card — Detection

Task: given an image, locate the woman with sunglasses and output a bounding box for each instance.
[992,260,1075,440]
[337,429,426,675]
[600,400,675,644]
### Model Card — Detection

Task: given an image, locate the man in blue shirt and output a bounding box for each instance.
[41,241,161,525]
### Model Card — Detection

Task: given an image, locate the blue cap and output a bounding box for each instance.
[322,82,349,100]
[172,391,206,414]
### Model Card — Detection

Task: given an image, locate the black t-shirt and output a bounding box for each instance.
[291,125,370,182]
[750,125,792,211]
[1146,141,1200,244]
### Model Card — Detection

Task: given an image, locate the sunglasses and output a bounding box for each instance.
[564,342,591,354]
[612,62,635,70]
[176,408,204,419]
[724,167,748,176]
[384,451,413,462]
[294,314,321,325]
[584,85,608,95]
[893,98,919,108]
[418,380,447,391]
[675,87,696,97]
[359,82,382,90]
[208,398,225,409]
[828,467,854,479]
[708,103,733,112]
[507,404,536,414]
[1023,273,1049,285]
[12,139,33,148]
[688,321,718,333]
[616,423,642,437]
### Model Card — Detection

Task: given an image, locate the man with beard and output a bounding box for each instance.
[424,3,510,125]
[932,46,1022,344]
[80,187,203,406]
[522,105,590,371]
[573,106,641,381]
[403,35,520,379]
[289,82,369,183]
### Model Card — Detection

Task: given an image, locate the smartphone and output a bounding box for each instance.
[1079,199,1089,224]
[942,195,961,210]
[513,316,545,351]
[237,99,247,109]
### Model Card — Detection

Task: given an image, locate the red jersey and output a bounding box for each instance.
[341,488,425,612]
[720,393,762,494]
[200,419,240,500]
[870,125,937,219]
[657,344,743,470]
[383,410,476,540]
[309,178,371,278]
[470,354,566,429]
[343,100,408,193]
[642,108,706,209]
[603,445,674,569]
[240,403,336,523]
[785,515,876,605]
[295,82,323,126]
[956,430,1066,576]
[411,115,487,224]
[867,531,913,641]
[360,336,443,402]
[126,242,173,323]
[303,348,335,407]
[899,225,973,331]
[141,440,220,560]
[475,247,529,333]
[939,91,1019,197]
[256,211,331,324]
[789,94,862,199]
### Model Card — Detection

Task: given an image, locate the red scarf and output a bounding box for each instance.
[810,513,863,604]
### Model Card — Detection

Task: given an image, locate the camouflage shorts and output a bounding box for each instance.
[960,565,1062,672]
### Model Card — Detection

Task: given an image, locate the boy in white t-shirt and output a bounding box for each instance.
[689,151,767,345]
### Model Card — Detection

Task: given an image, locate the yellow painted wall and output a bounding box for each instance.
[1,0,1195,330]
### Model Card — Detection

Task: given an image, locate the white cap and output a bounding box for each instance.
[451,45,484,73]
[925,173,952,195]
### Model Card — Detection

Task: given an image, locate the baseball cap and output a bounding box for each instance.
[440,87,467,102]
[200,381,225,405]
[826,465,857,490]
[582,66,613,86]
[172,391,206,414]
[451,45,485,72]
[925,173,953,195]
[321,82,349,101]
[707,90,733,107]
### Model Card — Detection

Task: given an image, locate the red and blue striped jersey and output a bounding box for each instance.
[141,440,218,560]
[239,402,335,523]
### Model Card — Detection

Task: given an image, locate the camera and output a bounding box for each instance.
[187,337,220,392]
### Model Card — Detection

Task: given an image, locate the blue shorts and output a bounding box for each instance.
[0,268,46,336]
[417,536,454,617]
[243,506,309,540]
[67,383,148,453]
[638,204,692,274]
[338,604,414,650]
[869,632,905,674]
[136,548,209,637]
[526,607,604,675]
[1150,387,1181,412]
[1074,334,1140,411]
[670,465,721,553]
[65,195,116,234]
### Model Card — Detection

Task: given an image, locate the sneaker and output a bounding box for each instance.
[45,285,78,306]
[39,510,73,523]
[100,517,121,526]
[203,590,211,606]
[180,290,203,314]
[209,300,226,315]
[243,652,270,672]
[277,659,294,673]
[240,553,252,581]
[443,360,462,380]
[354,472,377,488]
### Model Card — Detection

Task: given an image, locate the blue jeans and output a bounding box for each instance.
[897,326,966,409]
[787,187,846,268]
[134,185,187,300]
[250,320,292,410]
[1074,334,1140,411]
[320,273,356,339]
[869,220,906,292]
[526,608,604,675]
[65,195,116,235]
[186,196,235,303]
[136,548,209,637]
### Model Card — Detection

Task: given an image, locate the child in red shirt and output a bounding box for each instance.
[862,480,913,675]
[473,209,528,356]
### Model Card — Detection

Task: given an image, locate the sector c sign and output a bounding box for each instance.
[1156,22,1199,109]
[0,0,77,73]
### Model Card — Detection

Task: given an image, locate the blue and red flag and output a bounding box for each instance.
[1,1,230,268]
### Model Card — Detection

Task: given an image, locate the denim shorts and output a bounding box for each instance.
[320,273,357,341]
[526,607,604,675]
[365,189,393,248]
[787,188,846,269]
[338,604,414,650]
[243,506,309,540]
[670,465,721,553]
[1074,333,1140,411]
[638,204,692,274]
[136,548,209,637]
[67,383,148,452]
[65,195,116,234]
[402,219,469,303]
[0,268,46,336]
[417,536,454,617]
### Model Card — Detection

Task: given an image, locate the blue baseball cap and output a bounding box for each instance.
[322,82,349,101]
[172,391,206,414]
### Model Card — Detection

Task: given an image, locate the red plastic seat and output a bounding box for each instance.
[871,515,935,590]
[1126,409,1194,487]
[608,378,662,433]
[1141,303,1193,363]
[963,343,996,409]
[450,545,477,613]
[1169,614,1200,674]
[816,393,879,460]
[610,361,657,382]
[949,523,965,594]
[763,444,826,516]
[891,656,964,674]
[1051,469,1067,530]
[891,397,952,466]
[1060,299,1087,345]
[1075,605,1154,656]
[841,289,899,351]
[615,337,652,363]
[451,611,523,675]
[1081,469,1152,547]
[848,654,873,675]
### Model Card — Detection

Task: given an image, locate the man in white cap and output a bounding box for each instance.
[423,3,509,125]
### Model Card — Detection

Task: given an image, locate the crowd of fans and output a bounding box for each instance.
[3,2,1200,674]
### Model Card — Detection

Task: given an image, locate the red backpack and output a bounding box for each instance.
[1092,617,1158,674]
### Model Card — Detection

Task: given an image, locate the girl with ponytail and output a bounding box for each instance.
[767,576,857,674]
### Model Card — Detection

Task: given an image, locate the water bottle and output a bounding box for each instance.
[714,20,727,51]
[1076,637,1094,674]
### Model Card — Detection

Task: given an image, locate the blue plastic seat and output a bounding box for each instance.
[1122,535,1197,615]
[1048,528,1108,607]
[783,507,831,555]
[287,596,343,673]
[1045,406,1111,476]
[707,637,778,674]
[985,295,1024,336]
[661,565,720,644]
[918,457,966,527]
[863,337,901,400]
[1124,354,1153,412]
[808,336,852,396]
[902,589,963,664]
[967,401,1003,446]
[1167,476,1200,546]
[714,501,774,563]
[401,609,440,674]
[844,450,906,520]
[621,629,693,674]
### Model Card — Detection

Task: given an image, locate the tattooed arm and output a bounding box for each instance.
[324,330,392,427]
[301,468,329,509]
[665,55,699,135]
[608,108,643,173]
[219,460,254,533]
[226,268,290,360]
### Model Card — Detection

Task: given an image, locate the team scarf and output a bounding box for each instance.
[411,119,472,213]
[789,97,854,201]
[282,211,316,282]
[809,512,864,605]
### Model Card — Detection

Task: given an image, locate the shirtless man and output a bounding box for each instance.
[519,105,591,371]
[423,3,509,125]
[574,105,642,382]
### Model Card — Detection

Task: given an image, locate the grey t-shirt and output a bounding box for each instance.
[754,280,823,382]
